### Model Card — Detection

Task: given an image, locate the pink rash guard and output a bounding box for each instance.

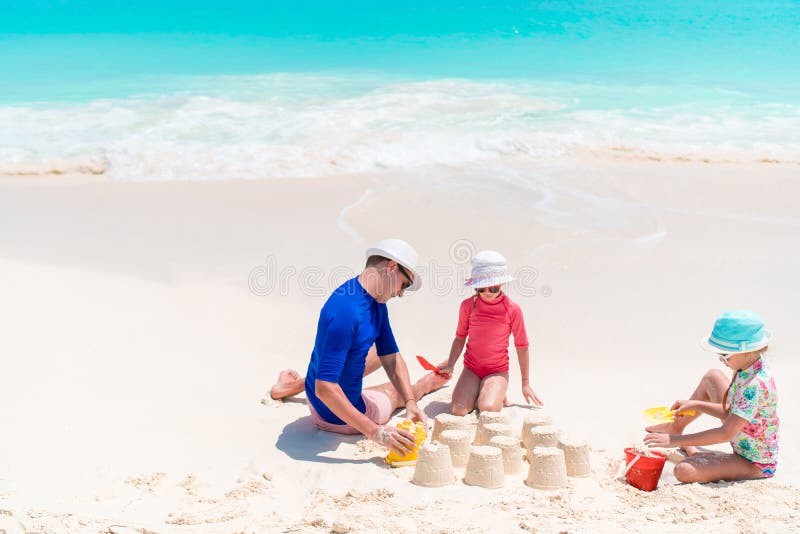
[455,293,529,379]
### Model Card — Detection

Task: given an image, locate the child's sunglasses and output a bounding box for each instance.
[476,286,501,294]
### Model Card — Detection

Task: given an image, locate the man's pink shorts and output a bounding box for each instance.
[308,389,394,434]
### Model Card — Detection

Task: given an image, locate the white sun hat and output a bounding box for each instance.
[365,238,422,292]
[464,250,514,289]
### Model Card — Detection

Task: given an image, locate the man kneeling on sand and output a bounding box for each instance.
[270,239,448,455]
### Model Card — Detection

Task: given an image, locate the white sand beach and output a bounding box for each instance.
[1,159,799,533]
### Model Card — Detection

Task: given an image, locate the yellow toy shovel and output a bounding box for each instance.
[643,406,697,424]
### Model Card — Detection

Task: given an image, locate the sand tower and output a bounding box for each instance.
[525,446,568,489]
[464,446,505,489]
[557,438,591,477]
[526,425,560,459]
[475,411,511,445]
[436,429,472,468]
[431,413,474,443]
[520,412,553,450]
[412,443,456,487]
[489,435,524,474]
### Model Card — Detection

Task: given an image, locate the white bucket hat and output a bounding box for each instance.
[465,250,514,289]
[365,238,422,292]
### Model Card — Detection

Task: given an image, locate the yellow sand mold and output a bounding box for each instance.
[385,420,427,467]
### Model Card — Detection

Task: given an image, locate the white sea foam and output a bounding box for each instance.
[337,188,373,245]
[1,76,798,181]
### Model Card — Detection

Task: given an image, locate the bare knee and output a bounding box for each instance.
[674,461,700,483]
[701,368,729,402]
[452,403,472,416]
[476,399,503,413]
[703,368,726,383]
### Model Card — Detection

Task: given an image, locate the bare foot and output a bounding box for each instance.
[683,446,700,456]
[666,448,688,463]
[412,371,450,399]
[644,422,676,434]
[269,369,305,400]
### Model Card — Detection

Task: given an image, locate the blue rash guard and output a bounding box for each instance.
[304,277,399,425]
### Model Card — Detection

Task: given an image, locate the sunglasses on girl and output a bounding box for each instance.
[476,286,501,293]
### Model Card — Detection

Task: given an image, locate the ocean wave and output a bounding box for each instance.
[0,156,107,176]
[1,76,798,180]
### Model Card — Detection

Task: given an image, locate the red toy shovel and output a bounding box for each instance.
[416,355,444,376]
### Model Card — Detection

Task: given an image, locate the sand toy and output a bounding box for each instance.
[643,406,696,424]
[416,354,445,376]
[623,447,668,491]
[385,420,427,467]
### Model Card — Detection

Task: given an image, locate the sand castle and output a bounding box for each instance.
[464,445,505,489]
[431,413,475,443]
[475,411,511,445]
[480,423,513,445]
[479,411,511,426]
[520,412,553,450]
[558,438,591,477]
[412,443,456,487]
[489,435,524,474]
[436,429,472,467]
[526,425,560,459]
[526,446,568,489]
[402,410,586,492]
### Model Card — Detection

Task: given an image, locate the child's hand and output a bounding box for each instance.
[437,364,453,378]
[522,384,544,407]
[670,399,697,415]
[643,432,672,448]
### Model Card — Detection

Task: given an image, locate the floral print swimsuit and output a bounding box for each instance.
[728,358,779,477]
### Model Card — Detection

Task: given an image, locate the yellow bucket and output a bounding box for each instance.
[385,420,427,467]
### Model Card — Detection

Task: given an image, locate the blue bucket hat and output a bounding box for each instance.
[699,310,772,354]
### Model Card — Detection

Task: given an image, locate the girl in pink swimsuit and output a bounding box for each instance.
[439,250,543,415]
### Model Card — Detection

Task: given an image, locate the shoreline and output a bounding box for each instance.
[3,150,800,184]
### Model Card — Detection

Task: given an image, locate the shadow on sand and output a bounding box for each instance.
[274,394,459,465]
[422,400,451,420]
[275,416,380,465]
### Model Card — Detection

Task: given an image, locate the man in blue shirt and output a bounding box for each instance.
[271,239,448,455]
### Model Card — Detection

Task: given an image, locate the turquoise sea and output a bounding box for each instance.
[1,1,799,179]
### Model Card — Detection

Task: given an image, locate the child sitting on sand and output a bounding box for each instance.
[644,310,779,483]
[438,250,543,415]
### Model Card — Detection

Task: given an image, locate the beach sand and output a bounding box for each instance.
[1,159,799,532]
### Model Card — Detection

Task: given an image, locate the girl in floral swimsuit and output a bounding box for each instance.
[645,310,779,483]
[439,250,543,415]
